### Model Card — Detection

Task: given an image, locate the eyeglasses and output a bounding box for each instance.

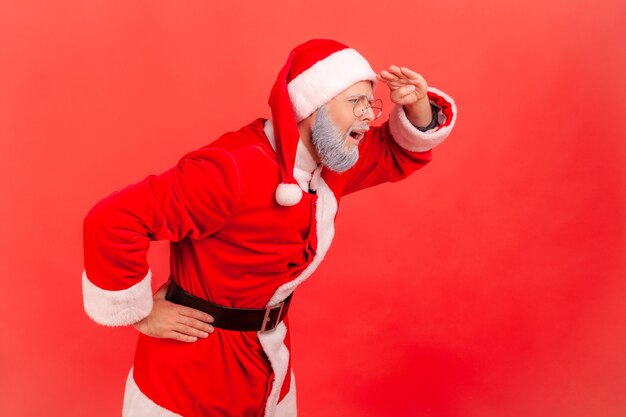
[349,96,383,120]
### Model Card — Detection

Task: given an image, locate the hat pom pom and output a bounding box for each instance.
[276,183,302,206]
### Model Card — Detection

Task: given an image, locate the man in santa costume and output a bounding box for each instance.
[82,39,457,417]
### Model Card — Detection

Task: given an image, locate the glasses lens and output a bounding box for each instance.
[353,96,369,118]
[370,99,383,119]
[353,97,383,119]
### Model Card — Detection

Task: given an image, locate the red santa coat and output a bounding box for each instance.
[82,88,457,417]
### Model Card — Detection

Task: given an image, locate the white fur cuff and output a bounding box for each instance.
[82,270,153,326]
[388,87,457,152]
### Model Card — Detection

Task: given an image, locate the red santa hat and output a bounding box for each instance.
[268,39,377,206]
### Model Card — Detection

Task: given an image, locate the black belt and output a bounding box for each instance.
[165,279,293,332]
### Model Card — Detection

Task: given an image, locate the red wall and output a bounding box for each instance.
[1,1,625,416]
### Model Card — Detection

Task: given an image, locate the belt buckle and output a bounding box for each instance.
[260,301,285,333]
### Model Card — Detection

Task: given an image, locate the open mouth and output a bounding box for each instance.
[349,130,365,142]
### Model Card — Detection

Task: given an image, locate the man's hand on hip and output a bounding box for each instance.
[133,282,215,342]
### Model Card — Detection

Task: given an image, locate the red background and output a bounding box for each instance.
[1,1,625,416]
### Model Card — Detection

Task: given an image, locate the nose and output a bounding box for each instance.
[360,106,375,122]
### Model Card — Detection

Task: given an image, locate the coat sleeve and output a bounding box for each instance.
[82,147,240,326]
[340,87,457,196]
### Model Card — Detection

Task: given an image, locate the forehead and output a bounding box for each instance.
[336,80,374,98]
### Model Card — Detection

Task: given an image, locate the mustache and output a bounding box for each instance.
[351,124,370,132]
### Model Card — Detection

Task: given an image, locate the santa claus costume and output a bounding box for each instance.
[82,39,457,417]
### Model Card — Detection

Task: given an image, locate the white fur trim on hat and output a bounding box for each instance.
[288,48,376,121]
[275,183,303,206]
[82,270,153,326]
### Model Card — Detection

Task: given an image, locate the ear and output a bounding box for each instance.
[298,110,316,134]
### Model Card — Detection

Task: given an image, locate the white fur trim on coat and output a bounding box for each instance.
[82,270,153,326]
[274,371,297,417]
[288,48,376,121]
[388,87,457,152]
[122,368,180,417]
[259,169,337,417]
[258,322,291,417]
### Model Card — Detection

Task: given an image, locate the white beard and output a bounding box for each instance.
[311,105,360,173]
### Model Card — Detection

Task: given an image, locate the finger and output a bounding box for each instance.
[378,75,407,90]
[168,331,199,343]
[178,307,214,323]
[175,323,211,338]
[400,67,421,80]
[177,316,214,333]
[379,70,399,81]
[377,74,403,89]
[400,68,428,91]
[388,65,405,79]
[382,68,416,89]
[390,87,417,103]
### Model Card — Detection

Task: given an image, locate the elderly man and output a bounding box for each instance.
[82,39,456,417]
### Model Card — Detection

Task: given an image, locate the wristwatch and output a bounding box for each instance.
[414,103,440,132]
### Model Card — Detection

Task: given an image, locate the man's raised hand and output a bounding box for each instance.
[377,65,433,127]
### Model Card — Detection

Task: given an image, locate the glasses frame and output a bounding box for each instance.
[351,96,383,120]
